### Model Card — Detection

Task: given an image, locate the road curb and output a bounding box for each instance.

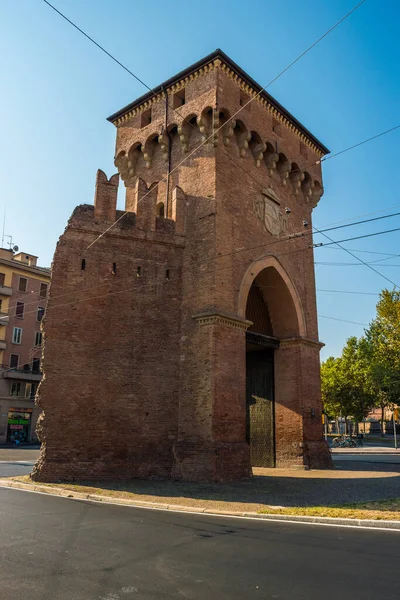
[332,450,400,455]
[1,479,400,531]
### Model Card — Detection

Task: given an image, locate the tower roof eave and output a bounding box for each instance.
[107,49,329,156]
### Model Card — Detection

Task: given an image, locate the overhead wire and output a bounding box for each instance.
[42,0,400,296]
[29,0,391,346]
[44,0,364,249]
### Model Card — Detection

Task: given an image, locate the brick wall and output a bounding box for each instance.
[33,54,331,482]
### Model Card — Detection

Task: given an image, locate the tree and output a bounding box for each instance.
[321,337,375,433]
[363,289,400,435]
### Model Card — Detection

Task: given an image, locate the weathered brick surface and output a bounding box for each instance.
[32,54,331,483]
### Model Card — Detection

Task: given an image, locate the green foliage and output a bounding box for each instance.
[321,337,375,420]
[321,289,400,420]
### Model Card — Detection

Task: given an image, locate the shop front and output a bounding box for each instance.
[6,409,33,444]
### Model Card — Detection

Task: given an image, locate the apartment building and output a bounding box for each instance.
[0,248,50,444]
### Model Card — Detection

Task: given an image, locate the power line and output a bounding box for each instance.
[318,315,367,326]
[5,220,399,324]
[68,1,365,249]
[317,289,379,296]
[318,246,400,257]
[313,226,400,289]
[316,261,400,267]
[43,0,400,279]
[43,0,152,91]
[322,124,400,163]
[209,205,400,264]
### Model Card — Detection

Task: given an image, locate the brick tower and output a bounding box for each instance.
[32,50,332,482]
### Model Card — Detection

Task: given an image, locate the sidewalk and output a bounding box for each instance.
[332,447,400,454]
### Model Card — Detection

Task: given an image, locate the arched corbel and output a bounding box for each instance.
[264,143,278,176]
[289,163,305,196]
[301,172,314,198]
[234,120,251,157]
[249,132,266,168]
[178,118,194,153]
[222,117,236,146]
[197,107,213,142]
[114,151,130,182]
[276,153,291,185]
[142,134,158,169]
[158,130,170,161]
[309,180,324,208]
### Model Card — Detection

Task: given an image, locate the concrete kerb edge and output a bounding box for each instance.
[1,479,400,531]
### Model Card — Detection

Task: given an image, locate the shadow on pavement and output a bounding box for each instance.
[43,466,400,510]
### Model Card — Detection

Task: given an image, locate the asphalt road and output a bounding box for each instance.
[0,448,39,478]
[1,487,399,600]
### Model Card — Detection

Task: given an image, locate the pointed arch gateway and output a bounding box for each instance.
[238,257,307,469]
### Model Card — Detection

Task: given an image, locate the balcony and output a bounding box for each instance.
[0,340,6,350]
[0,285,12,296]
[0,312,9,326]
[0,365,42,382]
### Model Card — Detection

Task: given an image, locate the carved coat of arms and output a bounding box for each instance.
[253,188,288,237]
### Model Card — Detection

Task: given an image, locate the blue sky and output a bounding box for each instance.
[1,0,399,359]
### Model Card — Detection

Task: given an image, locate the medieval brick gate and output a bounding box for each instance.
[32,50,332,484]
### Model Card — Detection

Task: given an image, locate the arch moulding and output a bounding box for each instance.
[237,255,307,338]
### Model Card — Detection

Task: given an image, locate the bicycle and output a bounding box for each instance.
[331,435,357,448]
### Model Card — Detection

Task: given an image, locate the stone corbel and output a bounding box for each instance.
[114,153,130,182]
[252,141,266,168]
[178,121,192,153]
[158,131,170,161]
[237,130,251,158]
[197,113,211,141]
[142,137,157,169]
[278,160,291,186]
[223,118,236,146]
[212,109,219,147]
[114,153,137,181]
[309,185,324,209]
[290,169,305,195]
[264,149,278,176]
[302,178,315,198]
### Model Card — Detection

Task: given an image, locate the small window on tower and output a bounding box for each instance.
[140,107,152,128]
[156,202,165,218]
[173,88,186,108]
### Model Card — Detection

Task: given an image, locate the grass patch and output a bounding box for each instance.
[10,476,400,521]
[259,499,400,520]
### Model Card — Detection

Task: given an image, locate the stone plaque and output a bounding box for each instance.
[254,188,288,236]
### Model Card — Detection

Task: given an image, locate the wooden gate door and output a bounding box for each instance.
[246,349,275,468]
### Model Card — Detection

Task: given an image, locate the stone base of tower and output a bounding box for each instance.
[30,444,175,483]
[303,440,332,469]
[171,441,252,482]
